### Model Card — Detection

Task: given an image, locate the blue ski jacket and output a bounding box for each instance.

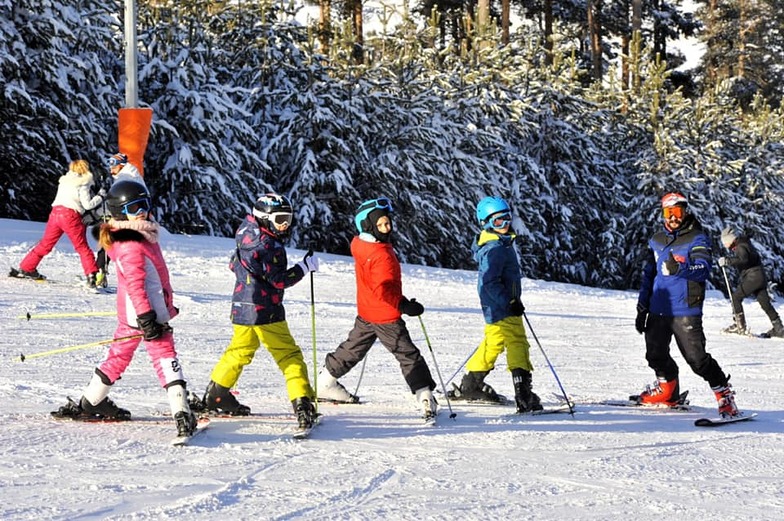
[638,216,712,317]
[473,230,522,324]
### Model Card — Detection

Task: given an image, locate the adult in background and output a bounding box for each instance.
[93,153,147,288]
[635,191,741,418]
[11,159,105,288]
[719,227,784,338]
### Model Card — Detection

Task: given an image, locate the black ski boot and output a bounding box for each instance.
[79,396,131,420]
[762,318,784,338]
[51,396,85,419]
[512,368,543,413]
[292,397,317,429]
[9,267,46,280]
[203,381,250,416]
[451,371,503,403]
[174,410,198,437]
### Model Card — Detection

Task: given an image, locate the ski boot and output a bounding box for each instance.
[316,368,359,403]
[415,387,438,423]
[174,411,198,437]
[203,381,250,416]
[80,395,132,420]
[636,378,680,407]
[712,383,740,418]
[448,371,504,403]
[292,397,317,429]
[95,268,108,288]
[9,267,46,280]
[512,368,543,413]
[85,272,98,289]
[761,318,784,338]
[723,313,748,335]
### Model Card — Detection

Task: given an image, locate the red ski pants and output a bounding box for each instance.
[20,205,98,276]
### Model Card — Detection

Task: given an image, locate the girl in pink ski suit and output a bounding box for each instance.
[53,180,196,436]
[15,159,104,282]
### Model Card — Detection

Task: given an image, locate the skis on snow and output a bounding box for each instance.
[597,391,692,411]
[694,412,758,427]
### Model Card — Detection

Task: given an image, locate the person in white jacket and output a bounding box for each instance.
[12,159,105,287]
[94,153,148,287]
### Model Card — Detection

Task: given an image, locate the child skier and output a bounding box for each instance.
[201,193,319,431]
[316,197,439,423]
[449,196,542,414]
[52,180,198,438]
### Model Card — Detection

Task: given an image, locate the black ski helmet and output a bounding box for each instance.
[106,180,151,221]
[253,193,294,238]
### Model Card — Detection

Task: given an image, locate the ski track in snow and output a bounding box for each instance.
[1,218,784,520]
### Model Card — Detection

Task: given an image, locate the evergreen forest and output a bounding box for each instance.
[1,0,783,292]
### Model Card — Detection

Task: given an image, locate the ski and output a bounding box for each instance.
[171,418,211,446]
[594,391,691,411]
[447,383,511,406]
[694,412,757,427]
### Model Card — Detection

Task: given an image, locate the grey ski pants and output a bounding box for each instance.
[325,316,436,393]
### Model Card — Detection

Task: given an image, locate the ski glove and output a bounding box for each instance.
[509,298,525,316]
[718,256,727,267]
[661,252,681,276]
[635,304,649,334]
[398,297,424,317]
[296,255,320,275]
[98,187,108,198]
[137,310,165,341]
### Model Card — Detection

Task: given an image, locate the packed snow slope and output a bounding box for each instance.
[1,218,782,520]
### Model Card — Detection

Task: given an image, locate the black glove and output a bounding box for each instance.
[509,298,525,316]
[398,297,424,317]
[137,310,165,340]
[635,304,649,334]
[662,251,680,276]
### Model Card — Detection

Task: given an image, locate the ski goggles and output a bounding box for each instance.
[269,212,293,227]
[107,154,128,168]
[122,197,151,217]
[662,205,685,219]
[357,197,393,214]
[488,212,512,229]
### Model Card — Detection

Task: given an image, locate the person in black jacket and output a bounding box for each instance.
[719,227,784,338]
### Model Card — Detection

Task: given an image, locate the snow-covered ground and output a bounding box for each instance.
[1,218,782,520]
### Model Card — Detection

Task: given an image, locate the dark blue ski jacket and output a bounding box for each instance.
[472,230,522,324]
[638,216,712,317]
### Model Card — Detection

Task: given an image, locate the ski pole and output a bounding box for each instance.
[721,265,737,314]
[522,311,575,417]
[18,310,115,321]
[442,347,478,391]
[18,333,143,362]
[305,249,319,411]
[352,352,368,399]
[418,316,457,420]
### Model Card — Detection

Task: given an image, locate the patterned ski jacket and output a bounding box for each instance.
[229,215,305,326]
[472,230,522,324]
[638,216,712,317]
[51,170,103,215]
[107,220,178,328]
[351,233,404,324]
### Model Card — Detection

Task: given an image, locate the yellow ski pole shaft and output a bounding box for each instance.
[18,311,115,321]
[18,334,143,362]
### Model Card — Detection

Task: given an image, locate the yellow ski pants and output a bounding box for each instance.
[466,316,533,373]
[209,322,313,401]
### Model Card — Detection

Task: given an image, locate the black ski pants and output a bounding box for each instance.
[643,314,728,389]
[325,316,436,393]
[732,266,780,322]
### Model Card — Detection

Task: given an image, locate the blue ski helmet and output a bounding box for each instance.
[476,196,511,229]
[355,197,393,234]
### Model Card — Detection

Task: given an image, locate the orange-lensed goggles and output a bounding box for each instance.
[662,206,685,219]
